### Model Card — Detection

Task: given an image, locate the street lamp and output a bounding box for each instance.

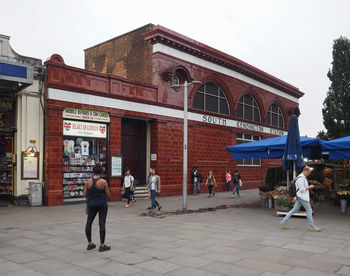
[172,80,202,211]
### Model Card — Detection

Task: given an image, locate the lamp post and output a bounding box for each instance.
[172,80,202,211]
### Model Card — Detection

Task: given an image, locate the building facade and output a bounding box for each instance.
[44,25,303,206]
[0,34,44,204]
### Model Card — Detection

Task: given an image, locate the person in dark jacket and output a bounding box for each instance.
[84,163,111,252]
[191,167,201,195]
[232,170,241,198]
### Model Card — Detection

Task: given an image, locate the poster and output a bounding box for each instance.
[22,154,39,179]
[110,155,122,177]
[63,120,107,138]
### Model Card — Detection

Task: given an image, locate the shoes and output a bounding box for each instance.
[280,221,289,229]
[147,207,152,210]
[208,195,211,198]
[309,226,321,232]
[99,245,111,252]
[125,204,129,208]
[213,192,215,197]
[87,243,96,250]
[158,205,162,211]
[232,195,234,198]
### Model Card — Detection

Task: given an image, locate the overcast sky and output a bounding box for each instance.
[1,0,349,137]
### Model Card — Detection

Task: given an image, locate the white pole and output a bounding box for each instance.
[293,160,296,179]
[182,81,188,211]
[286,170,290,190]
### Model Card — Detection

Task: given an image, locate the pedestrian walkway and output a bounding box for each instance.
[0,190,350,275]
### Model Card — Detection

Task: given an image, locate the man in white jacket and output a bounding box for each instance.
[280,166,321,231]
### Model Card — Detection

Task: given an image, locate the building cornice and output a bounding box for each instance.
[143,25,304,99]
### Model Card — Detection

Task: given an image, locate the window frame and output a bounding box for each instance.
[236,133,261,167]
[193,83,230,116]
[237,94,261,122]
[266,103,285,128]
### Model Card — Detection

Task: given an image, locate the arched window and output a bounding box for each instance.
[266,104,284,128]
[193,83,230,115]
[236,94,261,122]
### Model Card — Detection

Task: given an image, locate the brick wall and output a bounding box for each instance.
[84,24,154,84]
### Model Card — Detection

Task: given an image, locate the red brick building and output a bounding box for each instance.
[44,25,303,206]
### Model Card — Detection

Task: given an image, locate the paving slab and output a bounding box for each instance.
[135,259,181,274]
[91,260,142,275]
[284,267,337,276]
[280,256,343,273]
[235,258,292,274]
[199,252,242,264]
[201,262,262,276]
[337,266,350,275]
[110,252,153,265]
[166,266,219,276]
[165,254,213,268]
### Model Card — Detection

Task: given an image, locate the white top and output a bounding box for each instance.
[151,176,157,190]
[296,173,310,202]
[124,175,134,188]
[81,141,89,156]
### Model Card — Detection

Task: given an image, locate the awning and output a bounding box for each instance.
[321,135,350,159]
[226,136,322,159]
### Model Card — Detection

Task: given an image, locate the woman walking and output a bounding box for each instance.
[225,170,232,192]
[84,163,111,252]
[146,168,153,209]
[232,170,241,198]
[206,170,217,197]
[145,168,162,211]
[123,169,134,208]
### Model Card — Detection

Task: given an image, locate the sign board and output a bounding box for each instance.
[110,155,122,177]
[0,98,15,129]
[63,108,110,122]
[63,120,107,138]
[22,152,39,180]
[151,153,157,161]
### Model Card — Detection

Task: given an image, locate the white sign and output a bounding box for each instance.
[111,156,122,177]
[63,108,110,122]
[63,120,107,138]
[151,153,157,161]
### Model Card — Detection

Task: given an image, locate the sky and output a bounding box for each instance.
[1,0,349,137]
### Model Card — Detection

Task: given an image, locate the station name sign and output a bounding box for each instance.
[0,99,15,129]
[63,107,110,122]
[201,114,286,136]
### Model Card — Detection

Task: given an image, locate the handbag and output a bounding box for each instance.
[239,179,243,187]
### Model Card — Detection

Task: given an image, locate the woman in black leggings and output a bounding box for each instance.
[84,163,111,252]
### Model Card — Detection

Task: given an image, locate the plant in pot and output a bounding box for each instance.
[275,196,293,212]
[337,190,350,213]
[259,186,269,208]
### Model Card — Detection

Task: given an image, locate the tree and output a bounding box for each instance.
[322,36,350,139]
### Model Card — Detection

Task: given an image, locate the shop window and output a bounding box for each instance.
[237,94,261,122]
[63,136,107,202]
[266,104,285,128]
[236,133,261,166]
[0,137,13,196]
[193,83,230,115]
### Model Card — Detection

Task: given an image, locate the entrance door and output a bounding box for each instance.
[121,119,146,186]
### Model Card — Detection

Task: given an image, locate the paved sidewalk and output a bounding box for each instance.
[1,190,350,275]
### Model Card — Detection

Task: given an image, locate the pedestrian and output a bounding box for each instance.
[232,170,241,198]
[145,168,162,211]
[206,170,217,197]
[225,169,232,192]
[84,163,111,252]
[123,168,134,208]
[191,167,201,195]
[146,168,153,209]
[280,166,321,231]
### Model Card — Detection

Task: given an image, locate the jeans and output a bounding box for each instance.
[151,189,160,209]
[208,185,214,195]
[232,183,240,196]
[85,204,108,244]
[282,197,314,227]
[193,181,200,194]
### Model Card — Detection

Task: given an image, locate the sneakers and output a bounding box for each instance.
[309,226,321,232]
[232,195,234,198]
[213,192,215,197]
[99,245,111,252]
[158,205,162,211]
[86,243,96,250]
[280,221,289,229]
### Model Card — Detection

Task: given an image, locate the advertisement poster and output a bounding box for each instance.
[22,155,39,179]
[63,120,107,138]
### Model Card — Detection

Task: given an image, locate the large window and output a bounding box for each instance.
[193,83,230,115]
[237,133,261,166]
[237,94,261,122]
[266,104,284,128]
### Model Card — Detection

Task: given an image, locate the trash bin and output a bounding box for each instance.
[29,182,42,206]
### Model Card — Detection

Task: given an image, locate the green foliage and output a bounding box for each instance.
[265,167,275,190]
[322,36,350,139]
[275,197,293,207]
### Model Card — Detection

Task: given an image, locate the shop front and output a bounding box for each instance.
[0,34,43,204]
[62,109,109,202]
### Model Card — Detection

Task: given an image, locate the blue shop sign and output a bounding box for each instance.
[0,62,27,78]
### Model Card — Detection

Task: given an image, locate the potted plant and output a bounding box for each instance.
[275,196,293,212]
[259,187,269,208]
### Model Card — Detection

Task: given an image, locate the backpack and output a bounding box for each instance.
[289,175,301,197]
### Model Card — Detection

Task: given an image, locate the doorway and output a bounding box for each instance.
[121,119,147,186]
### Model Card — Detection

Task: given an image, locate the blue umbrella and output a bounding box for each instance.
[283,115,303,180]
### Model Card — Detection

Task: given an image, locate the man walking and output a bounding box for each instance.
[280,166,321,231]
[191,167,201,195]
